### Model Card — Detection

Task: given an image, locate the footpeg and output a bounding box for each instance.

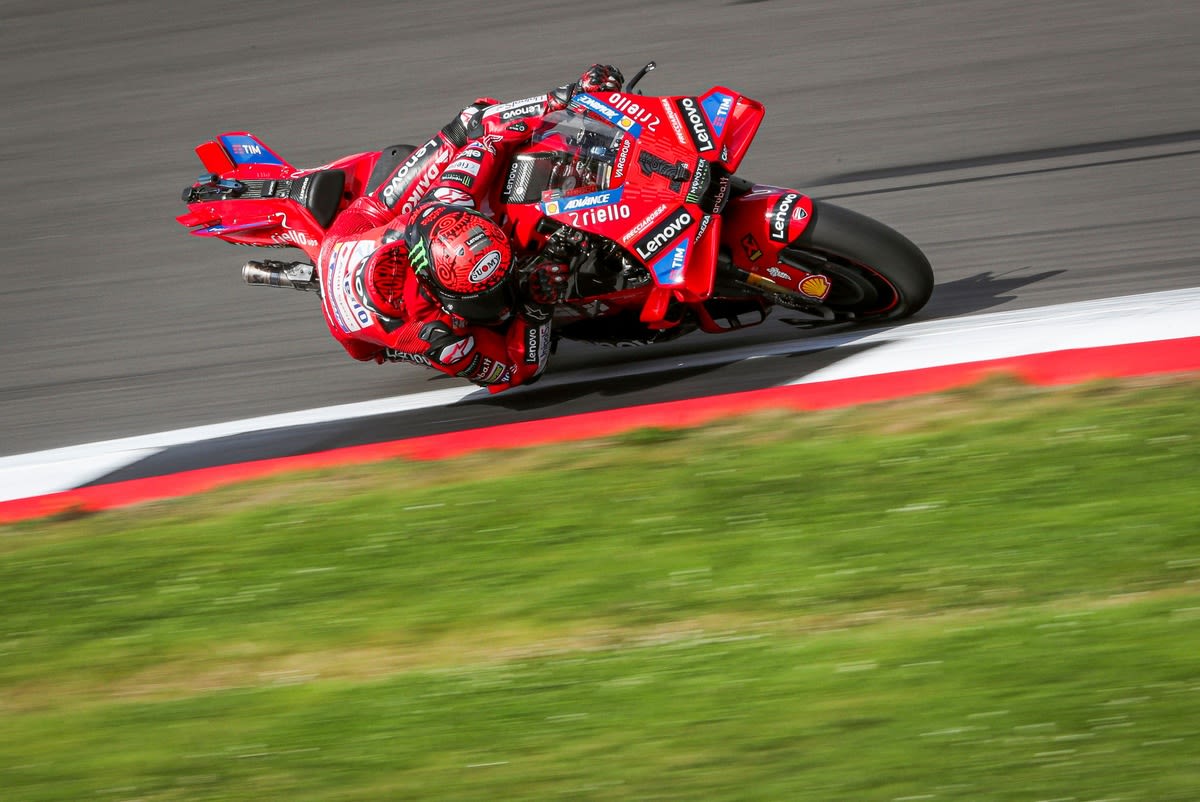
[242,260,320,293]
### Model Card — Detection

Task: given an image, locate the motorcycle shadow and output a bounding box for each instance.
[473,339,891,413]
[920,268,1066,318]
[477,362,735,411]
[453,265,1067,412]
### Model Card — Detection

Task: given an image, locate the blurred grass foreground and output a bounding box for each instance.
[2,374,1198,801]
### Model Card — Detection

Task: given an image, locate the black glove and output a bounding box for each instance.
[546,64,625,112]
[524,261,569,305]
[578,64,624,94]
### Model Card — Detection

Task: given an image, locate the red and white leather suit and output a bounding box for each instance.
[316,70,619,392]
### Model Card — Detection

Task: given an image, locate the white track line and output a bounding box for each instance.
[0,386,484,502]
[3,287,1199,503]
[792,286,1200,384]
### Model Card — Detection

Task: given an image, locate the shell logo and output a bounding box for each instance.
[800,274,832,300]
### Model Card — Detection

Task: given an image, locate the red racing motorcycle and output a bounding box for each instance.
[178,63,933,352]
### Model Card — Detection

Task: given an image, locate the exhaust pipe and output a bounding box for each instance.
[242,260,320,293]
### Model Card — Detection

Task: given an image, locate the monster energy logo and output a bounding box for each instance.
[409,238,430,274]
[686,161,711,205]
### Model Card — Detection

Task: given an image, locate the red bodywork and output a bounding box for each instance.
[177,132,379,265]
[177,88,831,334]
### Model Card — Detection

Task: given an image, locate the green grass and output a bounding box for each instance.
[2,375,1198,801]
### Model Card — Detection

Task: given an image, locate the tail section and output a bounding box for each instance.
[178,131,336,259]
[217,133,290,168]
[195,132,293,176]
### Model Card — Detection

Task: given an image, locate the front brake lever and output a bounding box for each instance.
[625,61,657,95]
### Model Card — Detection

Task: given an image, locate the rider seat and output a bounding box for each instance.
[301,169,346,229]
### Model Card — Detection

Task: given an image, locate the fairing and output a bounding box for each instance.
[178,85,829,333]
[502,87,772,325]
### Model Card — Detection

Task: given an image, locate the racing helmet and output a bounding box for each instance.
[407,203,516,324]
[361,239,409,319]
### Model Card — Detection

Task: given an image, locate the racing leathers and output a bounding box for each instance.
[317,65,624,392]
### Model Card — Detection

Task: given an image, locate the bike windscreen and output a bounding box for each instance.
[502,110,627,204]
[502,94,719,302]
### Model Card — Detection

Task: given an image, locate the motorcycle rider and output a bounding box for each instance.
[317,64,625,392]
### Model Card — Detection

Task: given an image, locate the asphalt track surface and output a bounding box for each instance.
[2,0,1198,457]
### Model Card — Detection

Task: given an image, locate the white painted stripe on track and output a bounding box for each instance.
[2,287,1198,503]
[0,386,485,502]
[0,450,167,504]
[789,286,1200,384]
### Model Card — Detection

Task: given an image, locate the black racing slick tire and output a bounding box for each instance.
[784,200,934,322]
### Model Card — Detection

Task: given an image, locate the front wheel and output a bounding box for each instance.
[783,200,933,322]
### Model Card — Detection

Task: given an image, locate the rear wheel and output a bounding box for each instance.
[783,200,933,322]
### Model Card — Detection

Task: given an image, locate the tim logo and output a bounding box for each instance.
[220,134,283,166]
